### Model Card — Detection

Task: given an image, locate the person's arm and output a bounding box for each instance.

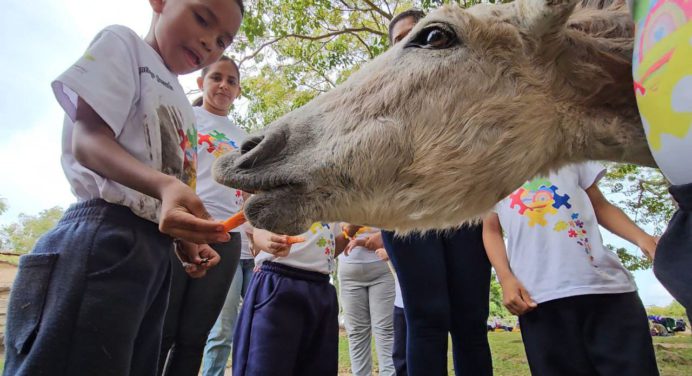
[482,213,537,315]
[586,184,657,259]
[72,98,228,244]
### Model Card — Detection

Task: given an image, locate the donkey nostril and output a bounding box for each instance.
[241,135,264,154]
[236,128,288,169]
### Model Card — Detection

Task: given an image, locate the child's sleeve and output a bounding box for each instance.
[51,26,139,138]
[577,162,607,189]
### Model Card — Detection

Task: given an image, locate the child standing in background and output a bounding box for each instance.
[232,223,348,376]
[483,162,659,376]
[159,56,246,376]
[4,1,245,375]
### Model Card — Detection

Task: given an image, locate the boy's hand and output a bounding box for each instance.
[175,241,220,278]
[253,228,292,257]
[159,179,230,244]
[637,235,658,260]
[500,276,537,316]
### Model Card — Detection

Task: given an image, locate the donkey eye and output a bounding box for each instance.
[405,25,458,50]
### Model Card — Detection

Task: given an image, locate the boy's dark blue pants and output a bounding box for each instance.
[3,199,172,376]
[655,182,692,322]
[381,226,492,376]
[232,261,338,376]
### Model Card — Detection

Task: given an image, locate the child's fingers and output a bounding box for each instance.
[519,287,537,307]
[161,211,229,244]
[270,235,289,244]
[274,248,290,257]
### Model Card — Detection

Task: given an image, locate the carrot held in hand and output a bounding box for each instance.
[286,236,306,245]
[222,211,246,232]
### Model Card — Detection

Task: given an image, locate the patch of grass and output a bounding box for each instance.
[338,331,691,375]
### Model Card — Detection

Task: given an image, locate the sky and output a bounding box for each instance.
[0,0,675,307]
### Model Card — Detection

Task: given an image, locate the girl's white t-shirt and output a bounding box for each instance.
[53,25,197,223]
[494,162,636,304]
[338,227,384,264]
[193,106,247,221]
[255,222,340,275]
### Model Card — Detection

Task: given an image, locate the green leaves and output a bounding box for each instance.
[0,206,64,254]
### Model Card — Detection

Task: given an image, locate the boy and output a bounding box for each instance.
[4,1,244,375]
[483,162,659,376]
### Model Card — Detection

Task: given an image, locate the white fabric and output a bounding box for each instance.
[255,222,340,274]
[53,25,197,223]
[494,162,636,304]
[338,227,383,264]
[193,106,247,221]
[393,278,404,308]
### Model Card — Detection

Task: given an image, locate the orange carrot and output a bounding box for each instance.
[286,236,306,245]
[222,211,246,232]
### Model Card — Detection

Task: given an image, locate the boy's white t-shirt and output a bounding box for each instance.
[494,162,636,304]
[193,106,247,221]
[255,222,340,275]
[52,25,197,223]
[338,226,383,264]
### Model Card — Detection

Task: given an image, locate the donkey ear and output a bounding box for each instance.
[514,0,578,38]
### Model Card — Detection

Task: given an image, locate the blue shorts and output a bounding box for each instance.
[4,199,172,376]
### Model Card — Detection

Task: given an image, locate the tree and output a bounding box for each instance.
[0,206,64,254]
[0,197,7,216]
[229,0,500,131]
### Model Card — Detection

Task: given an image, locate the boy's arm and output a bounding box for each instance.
[586,184,657,259]
[482,213,537,315]
[73,98,229,244]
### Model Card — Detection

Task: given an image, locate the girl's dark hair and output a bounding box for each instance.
[388,9,426,45]
[192,55,240,107]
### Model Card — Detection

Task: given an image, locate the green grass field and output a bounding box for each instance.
[338,331,692,375]
[0,330,688,374]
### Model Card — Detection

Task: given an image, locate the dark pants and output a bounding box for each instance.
[232,261,338,376]
[520,292,659,376]
[654,182,692,323]
[4,199,172,376]
[382,225,493,376]
[392,306,407,376]
[158,235,241,376]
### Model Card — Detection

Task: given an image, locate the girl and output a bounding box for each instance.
[158,56,247,376]
[339,225,395,376]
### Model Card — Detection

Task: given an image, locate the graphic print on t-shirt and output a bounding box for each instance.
[198,129,242,208]
[632,0,692,150]
[310,222,336,271]
[507,178,598,267]
[158,105,197,189]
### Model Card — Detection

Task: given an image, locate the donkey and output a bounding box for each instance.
[214,0,655,235]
